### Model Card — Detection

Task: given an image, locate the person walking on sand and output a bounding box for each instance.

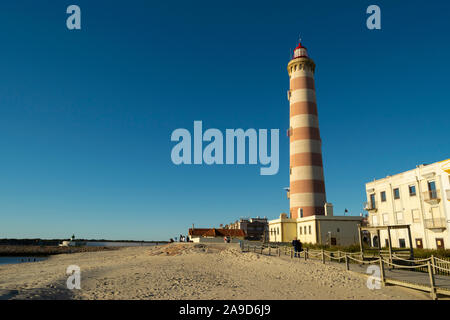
[292,237,300,257]
[297,239,303,254]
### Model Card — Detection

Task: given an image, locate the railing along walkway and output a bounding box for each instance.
[240,243,450,300]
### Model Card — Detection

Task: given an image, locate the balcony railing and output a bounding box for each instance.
[424,218,447,230]
[364,201,377,212]
[422,189,440,203]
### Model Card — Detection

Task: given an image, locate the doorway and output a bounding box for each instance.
[372,235,379,247]
[415,238,423,249]
[436,238,445,249]
[428,181,437,199]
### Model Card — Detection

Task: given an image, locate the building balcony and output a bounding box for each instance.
[424,218,447,230]
[422,189,440,204]
[364,201,377,212]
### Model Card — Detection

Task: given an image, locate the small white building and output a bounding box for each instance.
[268,206,363,246]
[364,159,450,249]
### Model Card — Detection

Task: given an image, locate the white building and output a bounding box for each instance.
[364,159,450,249]
[268,208,363,246]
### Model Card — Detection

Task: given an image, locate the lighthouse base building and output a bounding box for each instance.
[268,208,363,246]
[268,41,363,245]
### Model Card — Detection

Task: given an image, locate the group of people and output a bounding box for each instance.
[169,235,191,243]
[179,234,190,242]
[292,237,303,257]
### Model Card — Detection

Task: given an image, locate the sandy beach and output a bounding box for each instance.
[0,243,428,300]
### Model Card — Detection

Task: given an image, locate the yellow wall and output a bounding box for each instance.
[281,221,297,242]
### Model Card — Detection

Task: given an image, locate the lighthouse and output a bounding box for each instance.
[287,42,326,219]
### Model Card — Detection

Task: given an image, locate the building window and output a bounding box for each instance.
[380,191,386,202]
[409,185,416,196]
[428,181,437,199]
[370,193,376,208]
[337,228,340,232]
[277,228,279,235]
[382,213,389,226]
[304,226,307,234]
[412,209,420,223]
[399,239,406,248]
[299,227,302,235]
[396,211,404,224]
[372,215,378,226]
[393,188,400,199]
[308,226,311,234]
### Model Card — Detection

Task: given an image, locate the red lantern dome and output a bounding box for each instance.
[293,42,308,59]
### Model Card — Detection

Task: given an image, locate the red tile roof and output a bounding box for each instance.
[188,228,246,238]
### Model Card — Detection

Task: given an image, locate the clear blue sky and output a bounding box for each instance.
[0,1,449,240]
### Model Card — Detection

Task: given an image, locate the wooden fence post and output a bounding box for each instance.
[345,254,349,271]
[379,257,385,286]
[278,247,280,257]
[268,246,271,256]
[431,255,436,275]
[290,248,293,259]
[322,249,325,264]
[427,261,437,300]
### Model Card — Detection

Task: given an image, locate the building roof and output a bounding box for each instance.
[188,228,246,237]
[366,158,449,185]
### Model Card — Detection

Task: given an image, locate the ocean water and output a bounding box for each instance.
[0,256,47,266]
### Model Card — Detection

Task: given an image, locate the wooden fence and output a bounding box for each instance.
[240,242,450,300]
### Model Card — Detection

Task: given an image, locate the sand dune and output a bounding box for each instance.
[0,243,428,300]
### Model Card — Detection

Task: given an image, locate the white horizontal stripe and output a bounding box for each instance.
[290,193,326,206]
[289,89,316,104]
[290,139,322,155]
[290,114,319,128]
[291,69,314,79]
[290,166,325,181]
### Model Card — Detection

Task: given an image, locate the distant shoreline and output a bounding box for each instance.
[0,242,169,257]
[0,245,119,257]
[0,239,168,247]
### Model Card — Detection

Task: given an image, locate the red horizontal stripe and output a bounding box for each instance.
[290,76,315,91]
[290,206,325,219]
[290,152,324,167]
[290,101,317,117]
[290,127,321,142]
[290,180,326,194]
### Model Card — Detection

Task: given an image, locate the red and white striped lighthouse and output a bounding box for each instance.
[287,42,326,219]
